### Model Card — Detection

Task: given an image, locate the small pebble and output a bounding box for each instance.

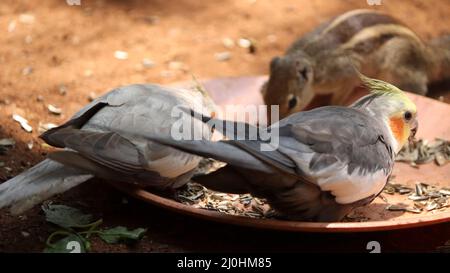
[22,66,33,76]
[215,51,231,61]
[36,95,44,102]
[27,141,33,150]
[142,58,155,68]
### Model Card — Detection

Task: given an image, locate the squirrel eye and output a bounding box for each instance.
[299,67,308,79]
[288,95,298,110]
[404,111,412,121]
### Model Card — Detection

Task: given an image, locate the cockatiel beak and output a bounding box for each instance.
[409,119,418,145]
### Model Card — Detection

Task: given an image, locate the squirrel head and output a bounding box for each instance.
[263,52,315,118]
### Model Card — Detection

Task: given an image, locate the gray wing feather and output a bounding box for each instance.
[0,159,93,215]
[281,106,394,176]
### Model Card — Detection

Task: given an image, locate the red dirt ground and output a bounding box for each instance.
[0,0,449,252]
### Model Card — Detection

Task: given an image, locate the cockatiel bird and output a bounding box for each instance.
[0,84,216,214]
[144,75,418,221]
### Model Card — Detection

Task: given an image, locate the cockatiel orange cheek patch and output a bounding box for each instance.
[389,116,405,143]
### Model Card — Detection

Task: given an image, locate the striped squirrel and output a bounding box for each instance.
[262,9,450,119]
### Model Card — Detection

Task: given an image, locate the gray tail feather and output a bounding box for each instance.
[141,135,272,174]
[0,159,93,215]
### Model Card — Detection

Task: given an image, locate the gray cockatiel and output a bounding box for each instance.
[0,84,216,214]
[141,75,419,221]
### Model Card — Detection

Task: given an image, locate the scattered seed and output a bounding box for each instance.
[238,38,256,53]
[426,202,438,211]
[386,204,407,212]
[396,138,449,166]
[399,188,412,194]
[38,122,58,133]
[12,114,32,133]
[47,104,62,115]
[222,38,235,48]
[0,138,15,146]
[405,207,422,214]
[238,38,252,48]
[114,50,128,60]
[378,194,388,203]
[19,14,35,24]
[408,194,429,201]
[0,138,15,155]
[415,183,424,196]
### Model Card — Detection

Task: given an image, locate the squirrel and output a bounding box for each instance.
[262,9,450,119]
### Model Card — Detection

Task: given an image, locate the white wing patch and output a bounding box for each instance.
[278,146,389,204]
[316,167,388,204]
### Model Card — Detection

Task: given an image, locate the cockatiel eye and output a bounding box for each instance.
[404,111,413,121]
[299,67,308,80]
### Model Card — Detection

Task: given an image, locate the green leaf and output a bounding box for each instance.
[99,226,146,244]
[44,234,87,253]
[42,204,94,229]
